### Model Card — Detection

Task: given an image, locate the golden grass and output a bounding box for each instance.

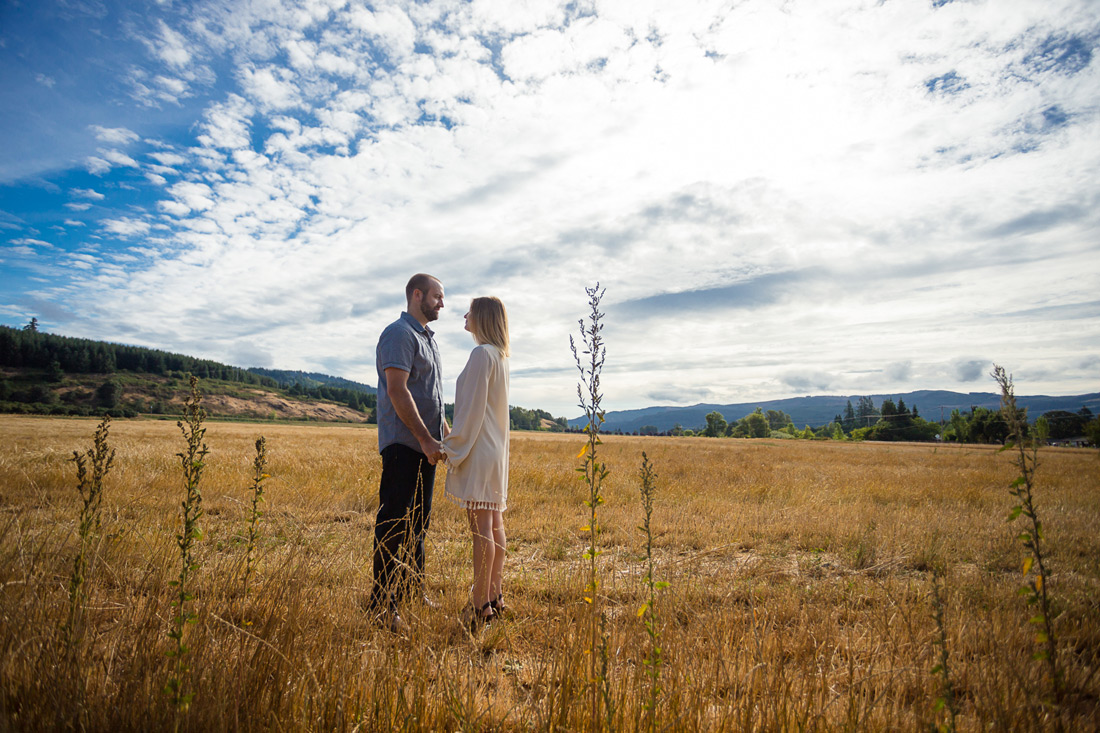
[1,415,1098,731]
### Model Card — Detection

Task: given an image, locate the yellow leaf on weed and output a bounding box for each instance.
[584,596,593,604]
[580,525,590,532]
[637,603,648,617]
[1035,574,1043,591]
[576,444,589,459]
[1022,557,1033,576]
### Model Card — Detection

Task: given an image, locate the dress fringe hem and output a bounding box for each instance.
[444,491,506,512]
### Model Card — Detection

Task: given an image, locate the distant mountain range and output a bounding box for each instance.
[570,390,1100,432]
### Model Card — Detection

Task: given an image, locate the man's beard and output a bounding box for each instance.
[420,300,440,322]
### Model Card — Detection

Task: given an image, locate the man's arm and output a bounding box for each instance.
[385,367,444,463]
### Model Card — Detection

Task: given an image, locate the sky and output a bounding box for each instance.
[1,0,1098,419]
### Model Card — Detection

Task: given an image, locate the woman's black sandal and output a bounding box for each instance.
[490,593,510,619]
[462,601,495,632]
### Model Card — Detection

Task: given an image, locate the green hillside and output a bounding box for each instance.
[0,323,376,421]
[246,367,376,394]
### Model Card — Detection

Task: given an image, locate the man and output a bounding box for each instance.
[370,273,448,631]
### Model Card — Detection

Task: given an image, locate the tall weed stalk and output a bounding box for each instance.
[63,416,115,650]
[929,566,958,733]
[166,375,208,716]
[242,436,268,597]
[637,451,666,732]
[993,365,1062,710]
[571,283,609,728]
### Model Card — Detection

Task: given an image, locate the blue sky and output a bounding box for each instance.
[2,0,1098,417]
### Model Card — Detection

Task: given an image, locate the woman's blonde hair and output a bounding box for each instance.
[468,297,510,357]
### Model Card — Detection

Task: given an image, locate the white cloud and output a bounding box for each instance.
[99,149,139,167]
[149,151,188,166]
[101,218,152,237]
[69,253,100,266]
[159,200,192,217]
[10,238,54,248]
[152,20,193,68]
[72,188,105,200]
[85,157,111,175]
[154,75,190,97]
[91,126,140,145]
[238,65,301,111]
[347,5,417,62]
[197,94,254,149]
[166,181,215,211]
[125,64,211,107]
[35,73,56,88]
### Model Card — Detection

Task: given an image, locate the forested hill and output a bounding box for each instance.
[246,367,376,394]
[0,322,376,421]
[0,323,278,387]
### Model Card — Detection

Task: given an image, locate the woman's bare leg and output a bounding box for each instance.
[490,510,506,602]
[467,508,495,617]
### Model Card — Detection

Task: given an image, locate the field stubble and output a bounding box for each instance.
[0,415,1097,731]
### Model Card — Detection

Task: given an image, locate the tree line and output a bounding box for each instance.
[0,323,280,388]
[285,381,377,415]
[509,405,569,432]
[632,397,1098,445]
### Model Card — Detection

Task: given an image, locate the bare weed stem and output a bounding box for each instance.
[993,364,1063,715]
[166,375,208,718]
[63,415,115,650]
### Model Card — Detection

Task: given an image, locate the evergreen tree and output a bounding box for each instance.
[46,359,64,382]
[96,380,120,408]
[856,395,876,427]
[843,400,856,432]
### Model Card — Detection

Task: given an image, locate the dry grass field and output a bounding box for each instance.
[1,414,1098,731]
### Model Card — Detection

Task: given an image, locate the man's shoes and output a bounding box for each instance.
[380,607,409,633]
[370,600,410,634]
[417,593,441,609]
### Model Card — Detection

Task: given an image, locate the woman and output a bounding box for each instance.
[442,296,510,629]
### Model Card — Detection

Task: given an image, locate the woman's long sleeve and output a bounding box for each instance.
[443,346,492,469]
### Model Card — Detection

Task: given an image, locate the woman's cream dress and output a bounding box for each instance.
[442,343,509,511]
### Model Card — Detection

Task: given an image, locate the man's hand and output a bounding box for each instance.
[419,437,445,465]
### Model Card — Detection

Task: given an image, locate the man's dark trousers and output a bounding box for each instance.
[371,443,436,609]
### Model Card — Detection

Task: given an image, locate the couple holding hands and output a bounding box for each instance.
[369,273,510,632]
